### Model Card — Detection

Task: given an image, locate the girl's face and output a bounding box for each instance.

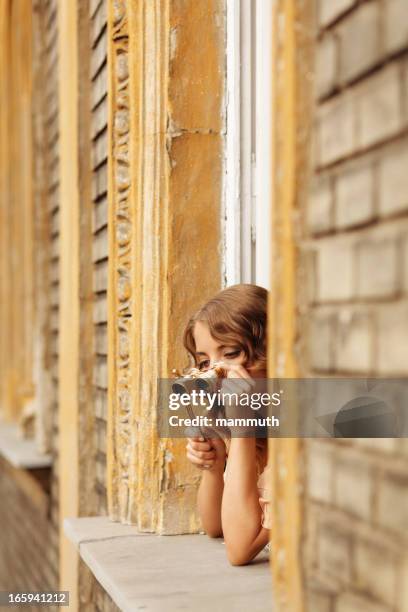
[192,320,245,371]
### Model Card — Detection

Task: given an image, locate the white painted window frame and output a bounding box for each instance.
[223,0,272,290]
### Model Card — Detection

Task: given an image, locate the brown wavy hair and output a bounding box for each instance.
[183,284,268,372]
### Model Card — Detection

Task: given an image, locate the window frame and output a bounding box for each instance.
[224,0,272,290]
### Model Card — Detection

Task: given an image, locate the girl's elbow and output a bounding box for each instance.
[205,527,223,539]
[225,544,253,566]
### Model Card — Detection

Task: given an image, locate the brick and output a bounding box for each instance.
[377,302,408,374]
[93,260,108,293]
[343,387,401,438]
[335,164,373,229]
[384,0,408,55]
[355,64,402,149]
[96,453,106,483]
[377,474,408,534]
[398,556,408,611]
[317,238,354,302]
[354,542,397,606]
[317,34,338,98]
[94,293,108,324]
[93,227,109,264]
[318,95,355,165]
[91,60,108,110]
[404,235,408,293]
[338,2,381,84]
[335,459,373,520]
[308,176,333,234]
[96,418,107,455]
[352,438,397,453]
[336,592,392,612]
[300,248,317,305]
[307,442,334,503]
[309,311,335,371]
[93,355,108,388]
[91,1,107,47]
[335,309,373,372]
[356,237,400,299]
[0,463,58,593]
[90,0,102,17]
[379,144,408,217]
[307,589,333,612]
[403,59,408,123]
[318,0,355,28]
[318,526,351,583]
[398,439,408,457]
[306,248,318,304]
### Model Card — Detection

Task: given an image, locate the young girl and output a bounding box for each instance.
[183,284,272,566]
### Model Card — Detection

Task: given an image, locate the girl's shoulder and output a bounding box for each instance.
[255,439,268,476]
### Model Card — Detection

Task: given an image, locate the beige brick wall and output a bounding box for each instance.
[91,0,109,517]
[304,0,408,609]
[79,2,110,606]
[0,458,58,610]
[42,0,61,590]
[79,561,120,612]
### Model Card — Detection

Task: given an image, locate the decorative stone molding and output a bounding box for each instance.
[107,0,134,524]
[107,0,225,532]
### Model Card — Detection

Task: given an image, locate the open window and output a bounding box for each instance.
[224,0,272,290]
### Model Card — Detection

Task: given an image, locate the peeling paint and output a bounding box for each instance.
[169,26,178,61]
[165,450,174,463]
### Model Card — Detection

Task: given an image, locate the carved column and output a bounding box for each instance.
[107,0,134,522]
[267,0,315,609]
[28,0,55,452]
[107,0,225,532]
[57,0,80,598]
[0,1,35,426]
[0,0,12,421]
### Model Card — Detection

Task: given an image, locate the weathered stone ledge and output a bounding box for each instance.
[64,516,272,612]
[0,422,52,469]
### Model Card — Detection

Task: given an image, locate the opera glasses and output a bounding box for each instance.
[172,363,227,395]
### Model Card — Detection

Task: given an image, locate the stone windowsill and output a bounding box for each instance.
[64,516,272,612]
[0,422,52,469]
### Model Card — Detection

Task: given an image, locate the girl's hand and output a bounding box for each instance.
[220,364,255,406]
[186,435,226,472]
[219,364,257,436]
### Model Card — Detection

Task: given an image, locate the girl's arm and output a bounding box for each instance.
[197,464,224,537]
[221,437,270,565]
[187,436,226,538]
